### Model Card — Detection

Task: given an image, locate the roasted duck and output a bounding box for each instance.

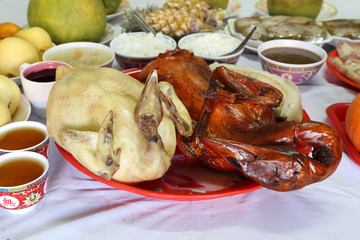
[47,67,193,182]
[138,49,342,191]
[139,49,213,119]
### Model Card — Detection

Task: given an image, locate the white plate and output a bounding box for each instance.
[254,0,337,21]
[106,0,129,21]
[106,9,125,21]
[99,23,115,45]
[226,18,333,53]
[11,76,21,86]
[11,94,31,122]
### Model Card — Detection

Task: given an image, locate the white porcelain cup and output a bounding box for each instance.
[20,61,71,118]
[0,151,49,214]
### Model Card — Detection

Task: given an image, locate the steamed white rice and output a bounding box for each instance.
[180,33,240,57]
[112,33,175,57]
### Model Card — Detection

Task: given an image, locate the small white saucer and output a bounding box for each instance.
[11,94,31,122]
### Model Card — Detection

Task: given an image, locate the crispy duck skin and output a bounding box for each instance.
[138,49,212,120]
[139,50,342,191]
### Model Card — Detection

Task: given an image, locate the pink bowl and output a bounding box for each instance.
[257,39,327,84]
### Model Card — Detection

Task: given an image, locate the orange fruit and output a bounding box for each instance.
[0,22,22,39]
[346,93,360,152]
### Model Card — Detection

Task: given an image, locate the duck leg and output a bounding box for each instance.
[199,119,343,192]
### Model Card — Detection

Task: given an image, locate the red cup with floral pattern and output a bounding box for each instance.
[0,121,49,158]
[0,151,49,214]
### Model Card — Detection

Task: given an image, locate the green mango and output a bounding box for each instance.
[267,0,323,19]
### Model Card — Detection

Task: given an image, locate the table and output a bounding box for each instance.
[1,0,360,239]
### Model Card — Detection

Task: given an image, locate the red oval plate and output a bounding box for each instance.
[326,103,360,167]
[326,49,360,91]
[55,68,310,201]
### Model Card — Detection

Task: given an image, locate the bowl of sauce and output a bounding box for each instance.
[43,42,115,68]
[257,39,327,84]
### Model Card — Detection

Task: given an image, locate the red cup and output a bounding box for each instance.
[0,151,49,214]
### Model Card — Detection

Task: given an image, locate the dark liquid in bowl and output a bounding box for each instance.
[262,47,322,64]
[26,68,56,82]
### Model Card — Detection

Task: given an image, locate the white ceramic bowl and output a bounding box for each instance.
[178,32,244,64]
[110,32,177,69]
[257,39,327,84]
[0,151,49,214]
[43,42,114,68]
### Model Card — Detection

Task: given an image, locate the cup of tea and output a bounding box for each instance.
[20,61,71,118]
[0,151,49,214]
[0,121,49,158]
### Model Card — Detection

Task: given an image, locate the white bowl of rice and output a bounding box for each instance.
[178,32,243,64]
[110,32,177,69]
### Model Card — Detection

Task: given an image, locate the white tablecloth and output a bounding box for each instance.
[1,1,360,239]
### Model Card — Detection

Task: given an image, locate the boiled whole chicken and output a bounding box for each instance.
[47,67,193,182]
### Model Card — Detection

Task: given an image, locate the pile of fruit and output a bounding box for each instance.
[0,22,52,78]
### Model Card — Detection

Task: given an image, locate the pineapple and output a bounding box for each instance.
[121,0,226,40]
[145,8,203,39]
[164,0,209,21]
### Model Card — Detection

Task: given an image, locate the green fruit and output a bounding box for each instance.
[205,0,229,9]
[27,0,107,44]
[102,0,121,14]
[267,0,323,19]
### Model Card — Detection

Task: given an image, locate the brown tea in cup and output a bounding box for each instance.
[0,151,49,214]
[0,157,44,187]
[0,121,49,158]
[0,127,46,151]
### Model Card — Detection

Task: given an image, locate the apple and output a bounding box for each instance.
[267,0,323,19]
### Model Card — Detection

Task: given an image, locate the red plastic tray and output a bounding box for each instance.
[326,49,360,91]
[55,68,311,201]
[56,144,263,201]
[326,103,360,167]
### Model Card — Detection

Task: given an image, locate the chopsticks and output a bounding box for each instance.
[129,9,157,35]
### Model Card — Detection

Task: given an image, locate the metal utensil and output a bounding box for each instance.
[129,9,157,35]
[221,26,257,56]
